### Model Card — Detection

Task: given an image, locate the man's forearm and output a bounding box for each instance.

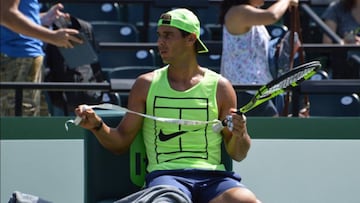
[1,9,54,44]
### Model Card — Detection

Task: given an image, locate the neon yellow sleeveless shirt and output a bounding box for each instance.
[143,66,225,172]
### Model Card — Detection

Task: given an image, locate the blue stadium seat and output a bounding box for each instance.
[309,93,360,117]
[62,2,122,22]
[197,54,221,73]
[91,21,139,43]
[196,4,220,25]
[266,24,288,39]
[200,26,212,40]
[108,66,156,79]
[108,66,156,107]
[204,23,222,41]
[146,22,212,42]
[310,69,329,80]
[124,4,144,25]
[98,49,156,69]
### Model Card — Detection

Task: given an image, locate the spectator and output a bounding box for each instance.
[321,0,360,79]
[322,0,360,44]
[219,0,298,117]
[0,0,82,116]
[76,8,260,203]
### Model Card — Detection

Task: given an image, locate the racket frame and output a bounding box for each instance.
[238,61,322,114]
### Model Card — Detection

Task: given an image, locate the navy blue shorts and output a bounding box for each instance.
[145,169,245,203]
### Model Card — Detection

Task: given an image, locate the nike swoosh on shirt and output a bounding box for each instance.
[158,128,201,142]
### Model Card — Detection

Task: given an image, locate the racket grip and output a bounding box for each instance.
[216,113,246,132]
[212,116,233,133]
[235,110,243,115]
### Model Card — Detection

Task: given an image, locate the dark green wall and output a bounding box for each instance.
[1,116,359,140]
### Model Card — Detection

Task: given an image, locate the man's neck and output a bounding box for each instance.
[167,63,205,91]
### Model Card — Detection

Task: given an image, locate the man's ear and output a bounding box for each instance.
[187,33,197,43]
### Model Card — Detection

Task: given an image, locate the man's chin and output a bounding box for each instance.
[161,58,169,64]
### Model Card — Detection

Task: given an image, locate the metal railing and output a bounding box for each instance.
[1,79,359,116]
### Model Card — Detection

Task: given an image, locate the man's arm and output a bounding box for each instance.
[217,77,251,162]
[322,19,343,44]
[75,72,152,154]
[0,0,81,48]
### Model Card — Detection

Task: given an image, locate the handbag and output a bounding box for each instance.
[44,15,119,116]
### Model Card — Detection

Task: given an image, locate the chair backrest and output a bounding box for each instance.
[309,93,360,116]
[98,49,156,69]
[196,4,220,25]
[84,111,233,203]
[145,22,212,42]
[266,24,288,39]
[197,54,221,73]
[109,66,156,79]
[107,66,156,107]
[84,111,141,203]
[63,2,122,22]
[310,69,329,80]
[91,21,140,43]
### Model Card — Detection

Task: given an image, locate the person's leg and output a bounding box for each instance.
[209,187,259,203]
[20,56,43,116]
[146,170,193,200]
[0,54,23,116]
[0,55,44,116]
[196,170,260,203]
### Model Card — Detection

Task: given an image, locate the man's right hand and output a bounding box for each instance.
[50,28,83,48]
[75,105,102,131]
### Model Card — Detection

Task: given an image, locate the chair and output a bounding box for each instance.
[91,21,140,43]
[197,54,221,73]
[98,49,156,69]
[62,2,122,22]
[108,66,156,79]
[143,22,158,42]
[200,26,212,41]
[196,4,220,25]
[84,111,146,203]
[204,23,222,41]
[310,69,329,80]
[108,66,156,107]
[309,93,360,117]
[124,4,145,25]
[84,111,233,203]
[266,24,288,39]
[146,22,212,42]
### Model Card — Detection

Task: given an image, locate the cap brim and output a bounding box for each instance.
[196,39,209,53]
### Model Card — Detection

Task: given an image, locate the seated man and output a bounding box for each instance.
[76,8,260,203]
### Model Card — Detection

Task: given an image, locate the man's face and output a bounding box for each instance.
[157,25,189,64]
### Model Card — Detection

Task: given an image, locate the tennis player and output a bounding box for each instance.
[76,8,260,203]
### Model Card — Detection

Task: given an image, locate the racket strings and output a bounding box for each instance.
[269,66,316,93]
[238,61,321,114]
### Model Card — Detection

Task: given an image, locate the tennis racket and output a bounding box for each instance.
[237,60,321,114]
[70,61,321,133]
[216,61,322,132]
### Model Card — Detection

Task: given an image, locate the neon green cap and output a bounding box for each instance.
[158,8,209,53]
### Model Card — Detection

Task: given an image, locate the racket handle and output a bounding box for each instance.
[212,115,233,133]
[212,111,247,133]
[235,110,243,115]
